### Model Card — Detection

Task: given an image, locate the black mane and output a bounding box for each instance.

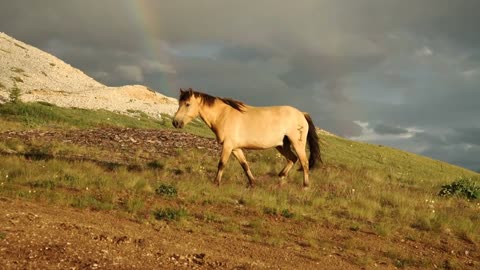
[179,89,246,112]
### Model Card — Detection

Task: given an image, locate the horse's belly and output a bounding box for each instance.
[237,137,283,150]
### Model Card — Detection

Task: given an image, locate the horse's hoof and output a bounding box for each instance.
[277,177,287,187]
[302,185,310,191]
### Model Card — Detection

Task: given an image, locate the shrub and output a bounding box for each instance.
[10,67,25,73]
[28,179,57,189]
[147,160,164,170]
[439,177,480,200]
[263,207,277,215]
[153,207,188,221]
[11,76,23,83]
[280,209,295,218]
[8,84,21,104]
[155,184,177,197]
[263,207,295,219]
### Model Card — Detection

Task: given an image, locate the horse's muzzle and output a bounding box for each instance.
[172,119,184,128]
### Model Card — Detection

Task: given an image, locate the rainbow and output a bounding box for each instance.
[120,0,174,92]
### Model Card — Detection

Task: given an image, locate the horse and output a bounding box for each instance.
[172,88,322,188]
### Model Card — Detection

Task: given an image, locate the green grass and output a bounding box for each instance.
[0,102,165,130]
[322,135,474,182]
[0,102,214,137]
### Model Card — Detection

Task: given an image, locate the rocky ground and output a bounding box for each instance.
[0,128,220,165]
[0,198,355,270]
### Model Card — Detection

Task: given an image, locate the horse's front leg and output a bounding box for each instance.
[214,144,233,186]
[232,149,255,188]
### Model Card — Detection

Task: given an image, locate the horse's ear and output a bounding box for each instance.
[179,88,185,94]
[188,88,193,95]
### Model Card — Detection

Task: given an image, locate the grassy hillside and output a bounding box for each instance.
[1,102,479,268]
[0,101,214,137]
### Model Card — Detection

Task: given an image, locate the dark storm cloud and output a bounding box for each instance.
[421,144,480,172]
[447,128,480,146]
[0,0,142,51]
[411,132,448,148]
[279,52,385,89]
[218,46,275,62]
[373,124,408,135]
[166,56,289,104]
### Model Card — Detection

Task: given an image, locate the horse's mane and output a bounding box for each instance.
[180,89,246,112]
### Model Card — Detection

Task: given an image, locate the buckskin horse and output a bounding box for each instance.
[172,88,321,188]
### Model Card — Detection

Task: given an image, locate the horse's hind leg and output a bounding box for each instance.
[290,140,310,188]
[232,149,255,187]
[275,137,297,178]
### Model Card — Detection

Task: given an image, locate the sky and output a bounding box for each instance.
[1,0,479,171]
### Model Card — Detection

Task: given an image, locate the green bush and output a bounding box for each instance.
[155,184,177,197]
[28,179,57,189]
[263,207,294,219]
[153,207,188,221]
[439,177,480,200]
[147,160,165,170]
[8,84,21,104]
[263,207,277,215]
[280,209,295,218]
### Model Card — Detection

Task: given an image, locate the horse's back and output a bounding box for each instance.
[227,105,307,149]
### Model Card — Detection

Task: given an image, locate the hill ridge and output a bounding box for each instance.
[0,32,177,117]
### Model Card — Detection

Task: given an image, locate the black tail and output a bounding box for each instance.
[304,113,322,169]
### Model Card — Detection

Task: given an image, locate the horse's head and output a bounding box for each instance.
[173,88,201,128]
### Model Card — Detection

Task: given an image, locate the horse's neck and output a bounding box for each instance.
[198,103,228,131]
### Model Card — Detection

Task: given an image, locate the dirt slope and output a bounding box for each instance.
[0,198,359,270]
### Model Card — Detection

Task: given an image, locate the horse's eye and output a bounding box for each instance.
[186,103,191,107]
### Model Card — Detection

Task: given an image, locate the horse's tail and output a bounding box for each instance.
[304,113,322,169]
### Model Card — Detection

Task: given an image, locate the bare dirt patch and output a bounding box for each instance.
[0,128,220,165]
[0,198,355,270]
